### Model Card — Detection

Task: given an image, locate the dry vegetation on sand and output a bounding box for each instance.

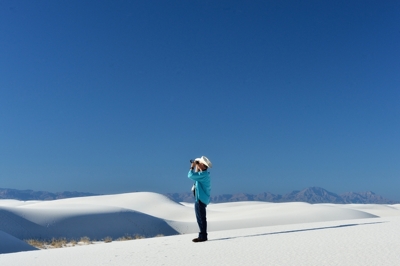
[24,234,164,249]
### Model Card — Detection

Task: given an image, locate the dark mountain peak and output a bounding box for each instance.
[230,193,254,201]
[282,187,344,203]
[284,190,300,197]
[303,186,328,192]
[255,192,281,201]
[359,191,376,196]
[340,191,394,204]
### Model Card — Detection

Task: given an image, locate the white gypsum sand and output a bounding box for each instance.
[0,192,399,265]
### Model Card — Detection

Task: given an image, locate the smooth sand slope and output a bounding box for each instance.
[1,192,399,265]
[0,192,385,240]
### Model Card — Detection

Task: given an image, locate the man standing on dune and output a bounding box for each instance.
[188,156,212,243]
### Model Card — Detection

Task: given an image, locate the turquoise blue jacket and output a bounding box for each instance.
[188,170,211,205]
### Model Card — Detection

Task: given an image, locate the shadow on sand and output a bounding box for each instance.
[209,221,385,242]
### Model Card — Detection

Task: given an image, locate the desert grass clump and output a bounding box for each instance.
[115,234,146,241]
[25,239,47,249]
[24,233,158,249]
[104,236,113,243]
[50,238,67,248]
[25,238,69,249]
[116,234,133,241]
[79,236,92,245]
[134,234,145,240]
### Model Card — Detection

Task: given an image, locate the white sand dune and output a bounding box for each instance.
[322,203,400,217]
[0,193,181,241]
[0,230,37,254]
[0,192,381,240]
[1,192,399,265]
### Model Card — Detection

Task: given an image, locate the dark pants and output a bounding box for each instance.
[195,200,207,240]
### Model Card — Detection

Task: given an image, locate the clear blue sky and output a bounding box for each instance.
[1,1,399,200]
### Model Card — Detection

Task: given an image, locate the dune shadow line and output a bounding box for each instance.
[209,221,385,242]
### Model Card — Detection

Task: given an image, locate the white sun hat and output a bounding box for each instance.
[195,156,212,168]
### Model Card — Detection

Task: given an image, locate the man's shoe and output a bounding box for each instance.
[192,238,207,243]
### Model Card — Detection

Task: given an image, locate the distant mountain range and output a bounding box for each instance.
[0,188,98,201]
[166,187,399,204]
[0,187,397,204]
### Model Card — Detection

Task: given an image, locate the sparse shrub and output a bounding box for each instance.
[116,234,133,241]
[24,233,161,249]
[134,234,145,239]
[25,239,46,249]
[104,236,112,243]
[80,236,91,244]
[51,238,67,248]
